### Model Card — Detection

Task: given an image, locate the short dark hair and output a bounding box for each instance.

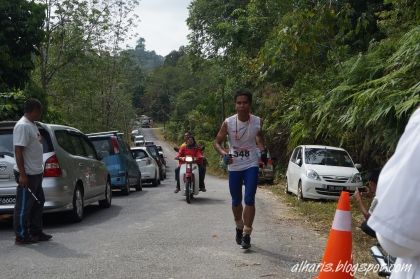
[234,89,252,103]
[367,170,380,184]
[24,98,42,113]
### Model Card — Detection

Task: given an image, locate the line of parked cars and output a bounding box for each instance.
[0,122,167,222]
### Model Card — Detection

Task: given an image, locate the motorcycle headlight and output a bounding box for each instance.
[351,173,362,183]
[306,169,320,180]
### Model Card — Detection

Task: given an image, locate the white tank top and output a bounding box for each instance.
[225,114,261,171]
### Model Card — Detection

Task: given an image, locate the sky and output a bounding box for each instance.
[129,0,192,57]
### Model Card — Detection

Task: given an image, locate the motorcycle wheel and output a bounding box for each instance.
[186,180,191,204]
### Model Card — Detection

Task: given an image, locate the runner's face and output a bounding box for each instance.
[235,95,250,114]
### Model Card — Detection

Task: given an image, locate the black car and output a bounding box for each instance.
[146,144,166,179]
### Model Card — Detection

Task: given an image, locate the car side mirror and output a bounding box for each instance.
[296,158,302,166]
[354,163,362,169]
[97,153,103,161]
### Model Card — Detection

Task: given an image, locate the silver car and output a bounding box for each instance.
[0,121,112,222]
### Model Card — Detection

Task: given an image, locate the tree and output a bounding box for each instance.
[0,0,45,91]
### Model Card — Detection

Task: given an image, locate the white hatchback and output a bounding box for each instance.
[130,147,160,186]
[285,145,362,200]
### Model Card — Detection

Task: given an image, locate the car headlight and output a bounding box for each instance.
[351,173,362,183]
[306,169,320,180]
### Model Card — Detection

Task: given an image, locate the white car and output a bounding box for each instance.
[130,147,160,186]
[285,145,362,200]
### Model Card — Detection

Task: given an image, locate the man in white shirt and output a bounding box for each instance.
[13,98,52,244]
[368,107,420,278]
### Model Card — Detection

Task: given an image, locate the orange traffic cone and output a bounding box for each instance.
[316,191,353,279]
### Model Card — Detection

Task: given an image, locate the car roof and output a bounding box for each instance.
[87,131,120,137]
[0,121,82,134]
[130,147,147,150]
[301,145,346,151]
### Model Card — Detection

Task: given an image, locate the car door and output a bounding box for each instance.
[80,135,106,197]
[289,147,303,193]
[119,139,138,185]
[67,131,96,199]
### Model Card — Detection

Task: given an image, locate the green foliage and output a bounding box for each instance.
[0,0,45,90]
[147,0,420,173]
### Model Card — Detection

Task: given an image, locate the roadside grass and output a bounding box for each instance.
[265,179,380,279]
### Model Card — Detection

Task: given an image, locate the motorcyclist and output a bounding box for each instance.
[174,135,206,193]
[174,132,192,193]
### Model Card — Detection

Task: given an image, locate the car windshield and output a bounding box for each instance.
[304,148,354,167]
[131,149,147,159]
[146,146,158,157]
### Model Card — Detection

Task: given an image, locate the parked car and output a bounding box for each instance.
[285,145,362,200]
[88,131,142,195]
[0,121,112,222]
[134,135,145,146]
[146,144,166,179]
[258,150,274,184]
[144,141,154,146]
[156,145,166,166]
[130,147,161,186]
[130,129,139,142]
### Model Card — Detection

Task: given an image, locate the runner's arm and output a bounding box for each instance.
[256,118,266,151]
[214,121,228,156]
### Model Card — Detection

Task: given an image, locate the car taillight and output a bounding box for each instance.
[111,137,120,154]
[44,155,62,177]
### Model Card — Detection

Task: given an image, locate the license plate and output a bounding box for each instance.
[0,196,16,205]
[328,185,344,191]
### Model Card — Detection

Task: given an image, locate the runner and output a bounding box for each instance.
[213,89,267,249]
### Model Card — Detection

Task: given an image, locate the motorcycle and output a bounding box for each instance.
[177,155,200,203]
[370,242,396,278]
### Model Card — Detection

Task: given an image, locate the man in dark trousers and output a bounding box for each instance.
[13,98,52,244]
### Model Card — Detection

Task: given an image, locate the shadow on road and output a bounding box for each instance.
[246,244,306,264]
[18,240,90,259]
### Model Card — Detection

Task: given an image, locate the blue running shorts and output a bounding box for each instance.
[228,167,259,206]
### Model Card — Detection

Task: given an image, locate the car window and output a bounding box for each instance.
[0,128,53,156]
[80,136,97,159]
[0,130,14,156]
[131,149,148,159]
[304,148,354,167]
[146,146,158,158]
[290,147,299,162]
[39,129,54,153]
[295,148,302,163]
[69,133,86,157]
[90,137,114,157]
[55,130,76,155]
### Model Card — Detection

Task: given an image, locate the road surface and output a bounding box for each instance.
[0,128,324,279]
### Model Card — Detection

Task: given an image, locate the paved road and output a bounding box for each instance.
[0,128,324,279]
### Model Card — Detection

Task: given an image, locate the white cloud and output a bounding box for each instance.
[128,0,192,56]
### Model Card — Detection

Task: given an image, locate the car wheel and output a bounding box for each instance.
[99,180,112,208]
[71,185,84,222]
[135,177,142,191]
[122,175,130,195]
[285,177,291,194]
[152,171,159,187]
[297,180,305,201]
